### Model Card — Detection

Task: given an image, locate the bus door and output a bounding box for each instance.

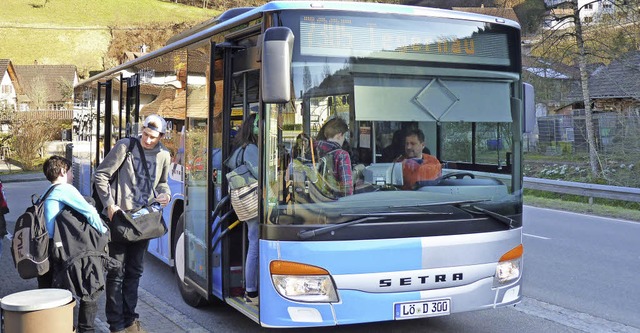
[217,33,261,311]
[95,79,112,166]
[124,73,140,138]
[177,42,215,304]
[223,69,260,301]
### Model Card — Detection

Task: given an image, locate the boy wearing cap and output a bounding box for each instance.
[93,114,171,333]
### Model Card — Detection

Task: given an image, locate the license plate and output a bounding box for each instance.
[394,298,451,320]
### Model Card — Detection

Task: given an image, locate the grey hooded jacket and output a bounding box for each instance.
[93,137,171,214]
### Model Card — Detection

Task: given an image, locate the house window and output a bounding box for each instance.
[584,3,593,10]
[584,16,593,23]
[1,85,11,94]
[603,2,612,9]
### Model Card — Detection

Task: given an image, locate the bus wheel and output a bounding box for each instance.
[173,213,209,307]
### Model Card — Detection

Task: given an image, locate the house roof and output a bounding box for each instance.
[587,52,640,99]
[566,51,640,102]
[0,59,9,77]
[0,59,23,93]
[522,56,580,79]
[14,64,77,102]
[451,6,520,24]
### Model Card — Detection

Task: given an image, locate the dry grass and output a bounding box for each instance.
[0,0,219,74]
[524,195,640,222]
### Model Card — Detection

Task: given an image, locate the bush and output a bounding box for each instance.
[8,118,59,171]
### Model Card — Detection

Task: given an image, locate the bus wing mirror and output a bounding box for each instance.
[523,82,535,133]
[261,27,294,104]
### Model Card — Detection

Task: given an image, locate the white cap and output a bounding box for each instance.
[143,114,167,134]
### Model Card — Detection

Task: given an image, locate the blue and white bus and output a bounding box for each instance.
[73,1,532,328]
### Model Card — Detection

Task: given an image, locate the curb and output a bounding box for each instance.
[0,173,46,183]
[94,287,210,333]
[137,288,210,332]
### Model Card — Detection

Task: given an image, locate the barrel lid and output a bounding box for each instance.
[1,288,73,312]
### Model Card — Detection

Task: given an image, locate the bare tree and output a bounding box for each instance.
[536,0,640,178]
[57,77,74,110]
[27,76,50,111]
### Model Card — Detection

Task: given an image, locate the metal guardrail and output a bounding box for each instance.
[524,177,640,203]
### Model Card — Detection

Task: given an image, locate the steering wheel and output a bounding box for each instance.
[440,171,475,180]
[413,171,476,189]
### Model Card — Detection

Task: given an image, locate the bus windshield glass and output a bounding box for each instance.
[264,11,522,229]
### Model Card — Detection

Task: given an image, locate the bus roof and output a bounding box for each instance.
[76,1,520,87]
[260,1,520,28]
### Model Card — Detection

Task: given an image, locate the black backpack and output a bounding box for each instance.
[11,184,59,279]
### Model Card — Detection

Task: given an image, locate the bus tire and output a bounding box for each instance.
[173,213,209,307]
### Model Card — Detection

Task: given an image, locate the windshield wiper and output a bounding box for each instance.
[297,200,495,240]
[297,216,383,240]
[341,211,451,217]
[389,199,489,209]
[463,205,516,229]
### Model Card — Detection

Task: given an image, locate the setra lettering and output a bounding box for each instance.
[379,273,463,287]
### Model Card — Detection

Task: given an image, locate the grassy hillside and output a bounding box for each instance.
[0,0,219,77]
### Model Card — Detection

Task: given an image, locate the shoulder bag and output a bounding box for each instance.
[226,145,259,221]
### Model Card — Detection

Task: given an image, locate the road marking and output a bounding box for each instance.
[523,233,550,240]
[525,205,640,225]
[512,297,640,333]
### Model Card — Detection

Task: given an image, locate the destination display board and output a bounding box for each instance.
[299,14,513,66]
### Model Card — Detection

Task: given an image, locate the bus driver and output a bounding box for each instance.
[400,128,442,190]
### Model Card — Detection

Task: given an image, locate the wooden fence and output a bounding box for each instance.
[0,110,74,121]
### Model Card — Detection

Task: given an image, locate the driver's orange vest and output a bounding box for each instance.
[401,154,442,190]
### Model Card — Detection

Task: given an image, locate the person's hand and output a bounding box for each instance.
[156,193,171,207]
[107,204,121,221]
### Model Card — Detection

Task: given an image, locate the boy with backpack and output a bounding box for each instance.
[40,155,109,333]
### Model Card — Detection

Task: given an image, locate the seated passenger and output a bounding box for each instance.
[381,129,405,163]
[399,128,441,190]
[292,133,311,162]
[313,117,353,197]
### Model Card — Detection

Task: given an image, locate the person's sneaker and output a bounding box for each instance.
[244,292,259,306]
[124,320,147,333]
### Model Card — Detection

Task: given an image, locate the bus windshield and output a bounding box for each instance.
[264,11,522,231]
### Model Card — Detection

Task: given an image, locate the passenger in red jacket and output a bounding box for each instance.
[399,128,442,190]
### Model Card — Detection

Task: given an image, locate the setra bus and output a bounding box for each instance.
[73,1,534,328]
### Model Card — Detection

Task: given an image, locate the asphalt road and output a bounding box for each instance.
[1,180,639,332]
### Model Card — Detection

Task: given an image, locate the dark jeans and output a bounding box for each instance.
[77,299,99,333]
[0,213,7,237]
[105,239,149,332]
[37,271,99,333]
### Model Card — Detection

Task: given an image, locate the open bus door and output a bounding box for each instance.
[95,80,112,166]
[176,27,294,320]
[124,74,140,138]
[94,75,138,169]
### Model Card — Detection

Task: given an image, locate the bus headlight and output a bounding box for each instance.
[270,260,339,303]
[494,244,523,286]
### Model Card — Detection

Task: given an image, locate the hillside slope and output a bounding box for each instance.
[0,0,219,77]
